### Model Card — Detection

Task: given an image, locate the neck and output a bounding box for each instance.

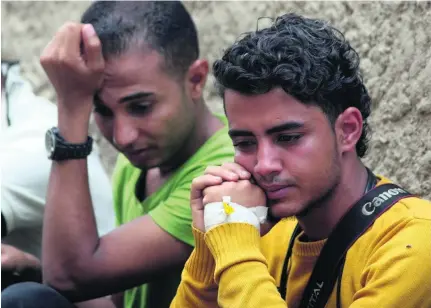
[159,99,224,176]
[298,158,369,241]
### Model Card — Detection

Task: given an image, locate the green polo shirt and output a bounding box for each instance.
[112,115,234,308]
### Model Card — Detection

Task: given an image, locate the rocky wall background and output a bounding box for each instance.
[2,1,430,199]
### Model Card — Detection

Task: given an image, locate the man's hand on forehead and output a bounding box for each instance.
[40,22,104,119]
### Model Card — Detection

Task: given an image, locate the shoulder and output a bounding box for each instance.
[373,175,431,224]
[357,176,431,260]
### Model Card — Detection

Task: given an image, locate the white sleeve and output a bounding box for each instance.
[87,150,116,237]
[1,130,49,233]
[2,69,116,236]
[1,130,116,237]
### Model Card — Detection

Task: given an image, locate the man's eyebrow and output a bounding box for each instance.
[266,122,304,134]
[229,121,304,138]
[119,92,153,104]
[228,129,254,138]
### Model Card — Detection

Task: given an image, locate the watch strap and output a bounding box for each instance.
[48,127,93,161]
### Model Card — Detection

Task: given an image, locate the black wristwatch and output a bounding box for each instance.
[45,127,93,161]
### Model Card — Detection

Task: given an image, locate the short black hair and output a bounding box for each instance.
[81,1,199,78]
[213,13,371,157]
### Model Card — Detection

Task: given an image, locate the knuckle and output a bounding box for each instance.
[224,182,236,190]
[40,54,58,68]
[220,181,230,188]
[203,186,214,195]
[62,22,79,32]
[202,195,211,205]
[39,54,50,66]
[88,36,101,47]
[237,180,249,188]
[191,177,201,187]
[204,166,214,174]
[58,55,72,68]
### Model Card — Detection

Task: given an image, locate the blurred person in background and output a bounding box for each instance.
[1,59,116,290]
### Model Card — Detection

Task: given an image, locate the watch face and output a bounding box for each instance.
[45,129,56,157]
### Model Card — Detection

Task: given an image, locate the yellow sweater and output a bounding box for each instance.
[171,179,431,308]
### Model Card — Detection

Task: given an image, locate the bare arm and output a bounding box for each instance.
[43,158,192,301]
[75,297,117,308]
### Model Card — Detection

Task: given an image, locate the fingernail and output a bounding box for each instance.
[241,171,250,177]
[230,173,239,179]
[83,24,96,38]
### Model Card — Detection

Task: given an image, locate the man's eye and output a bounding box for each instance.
[277,134,301,143]
[233,140,256,151]
[94,105,113,117]
[128,103,152,115]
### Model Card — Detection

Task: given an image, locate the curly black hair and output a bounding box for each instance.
[213,13,371,157]
[81,1,199,78]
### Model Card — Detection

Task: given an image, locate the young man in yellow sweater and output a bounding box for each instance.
[171,13,431,308]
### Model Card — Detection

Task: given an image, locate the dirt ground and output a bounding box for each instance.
[2,1,430,199]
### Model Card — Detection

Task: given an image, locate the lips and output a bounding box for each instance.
[125,148,146,155]
[260,185,293,200]
[124,148,151,160]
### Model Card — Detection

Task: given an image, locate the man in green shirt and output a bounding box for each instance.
[1,1,234,308]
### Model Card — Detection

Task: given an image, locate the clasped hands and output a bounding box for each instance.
[191,163,273,236]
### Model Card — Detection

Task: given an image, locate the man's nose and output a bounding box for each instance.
[254,143,283,179]
[112,116,139,149]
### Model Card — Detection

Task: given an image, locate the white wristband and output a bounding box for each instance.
[204,196,268,232]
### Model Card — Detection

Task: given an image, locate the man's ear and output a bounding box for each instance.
[185,59,209,101]
[334,107,363,155]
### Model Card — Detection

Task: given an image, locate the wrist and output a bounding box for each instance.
[187,226,215,284]
[58,105,91,143]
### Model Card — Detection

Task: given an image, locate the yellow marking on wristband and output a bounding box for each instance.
[222,196,235,215]
[223,201,235,215]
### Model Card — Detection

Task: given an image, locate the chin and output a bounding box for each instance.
[268,199,306,219]
[127,156,161,170]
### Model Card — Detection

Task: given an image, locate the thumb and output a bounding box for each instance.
[190,175,222,211]
[81,24,104,73]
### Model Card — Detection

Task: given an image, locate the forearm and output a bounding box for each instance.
[205,223,286,308]
[171,227,218,308]
[76,297,117,308]
[43,111,100,290]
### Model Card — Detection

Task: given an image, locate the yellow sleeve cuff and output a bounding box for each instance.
[204,223,267,283]
[184,226,216,284]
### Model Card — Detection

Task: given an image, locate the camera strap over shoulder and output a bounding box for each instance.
[278,180,414,308]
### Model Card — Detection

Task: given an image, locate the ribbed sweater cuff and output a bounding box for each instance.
[204,223,266,283]
[185,226,215,284]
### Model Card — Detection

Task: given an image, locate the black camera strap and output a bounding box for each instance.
[278,177,414,308]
